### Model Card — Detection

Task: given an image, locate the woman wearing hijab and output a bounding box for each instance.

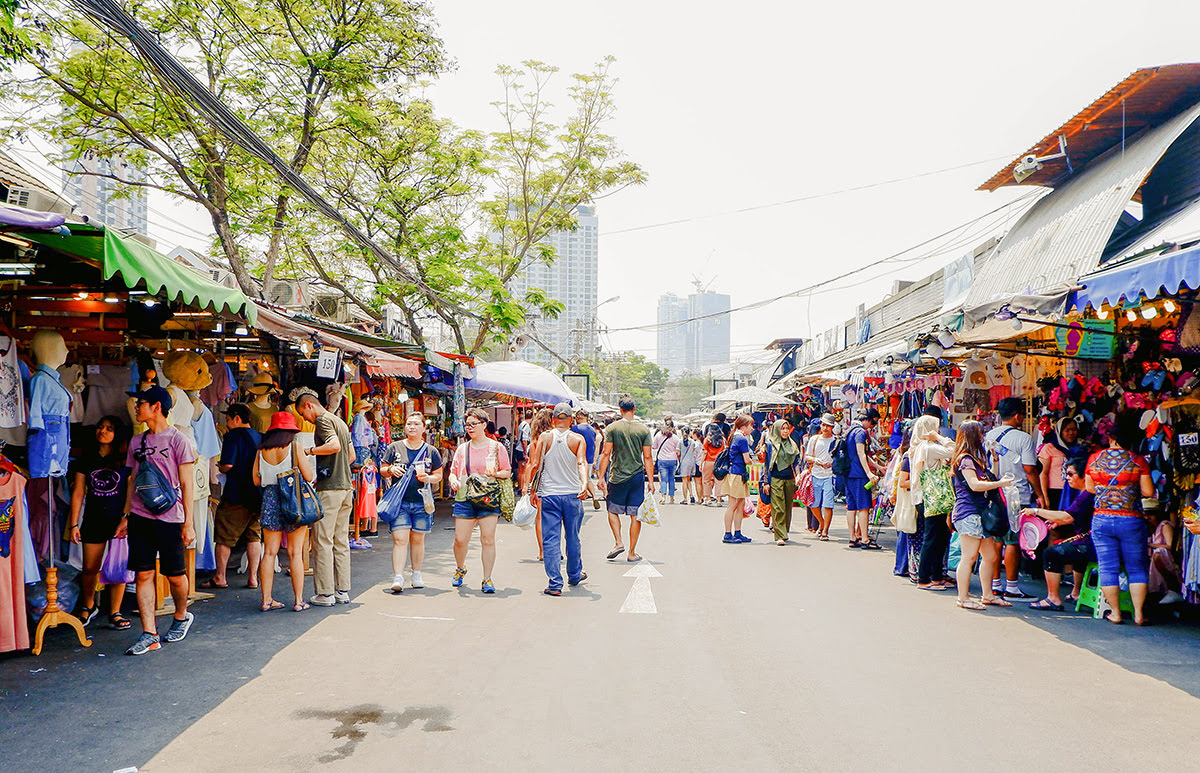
[763,418,801,546]
[1039,417,1080,510]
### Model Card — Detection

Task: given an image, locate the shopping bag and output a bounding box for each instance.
[757,501,772,527]
[513,494,537,529]
[100,537,135,585]
[890,487,917,534]
[637,491,662,526]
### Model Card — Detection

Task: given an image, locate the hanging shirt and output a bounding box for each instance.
[28,365,72,478]
[0,336,23,429]
[0,469,30,653]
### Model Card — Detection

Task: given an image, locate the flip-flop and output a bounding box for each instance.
[108,612,131,630]
[626,555,643,563]
[1103,610,1123,625]
[606,547,626,560]
[1029,598,1064,611]
[860,541,882,550]
[245,581,259,589]
[260,600,285,612]
[918,583,951,591]
[199,578,229,590]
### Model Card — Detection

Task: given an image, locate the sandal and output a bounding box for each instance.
[108,612,132,630]
[860,540,882,550]
[981,596,1012,607]
[1029,598,1064,611]
[78,606,99,627]
[957,598,985,610]
[260,600,285,612]
[847,540,862,549]
[1103,610,1123,625]
[606,547,626,560]
[819,534,829,541]
[293,602,310,612]
[199,578,229,590]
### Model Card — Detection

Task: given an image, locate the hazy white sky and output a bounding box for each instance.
[142,0,1200,361]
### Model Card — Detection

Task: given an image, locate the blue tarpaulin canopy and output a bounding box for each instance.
[1067,246,1200,311]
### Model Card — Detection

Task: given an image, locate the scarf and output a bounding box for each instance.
[768,419,800,472]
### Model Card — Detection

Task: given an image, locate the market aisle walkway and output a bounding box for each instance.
[134,501,1200,772]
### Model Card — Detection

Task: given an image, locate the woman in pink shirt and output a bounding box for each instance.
[448,408,512,594]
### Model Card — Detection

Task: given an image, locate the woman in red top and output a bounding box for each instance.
[1085,412,1154,625]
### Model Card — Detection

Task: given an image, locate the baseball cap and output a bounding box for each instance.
[128,384,173,412]
[553,401,574,418]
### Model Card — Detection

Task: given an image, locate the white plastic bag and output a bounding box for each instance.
[1002,484,1021,533]
[637,491,661,526]
[513,494,537,529]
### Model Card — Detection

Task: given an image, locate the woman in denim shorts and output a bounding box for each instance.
[380,413,443,593]
[448,408,512,594]
[950,421,1014,611]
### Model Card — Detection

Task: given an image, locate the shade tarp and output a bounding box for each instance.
[702,385,799,406]
[252,303,420,379]
[464,360,576,405]
[1068,246,1200,311]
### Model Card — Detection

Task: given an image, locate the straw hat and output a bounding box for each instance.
[247,372,277,395]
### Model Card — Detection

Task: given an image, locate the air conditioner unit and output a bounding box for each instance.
[312,293,351,323]
[265,279,308,307]
[6,188,30,208]
[206,268,237,289]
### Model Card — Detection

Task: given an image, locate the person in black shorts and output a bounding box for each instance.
[68,416,132,630]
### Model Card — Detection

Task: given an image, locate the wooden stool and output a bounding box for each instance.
[1075,562,1134,618]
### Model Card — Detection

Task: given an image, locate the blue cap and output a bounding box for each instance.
[128,384,173,412]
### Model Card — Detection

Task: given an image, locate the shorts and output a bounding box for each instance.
[381,499,433,533]
[953,513,986,540]
[79,509,123,545]
[1003,528,1021,546]
[845,477,873,511]
[607,472,646,516]
[214,502,262,547]
[811,476,836,509]
[126,514,187,577]
[722,475,748,499]
[453,500,499,519]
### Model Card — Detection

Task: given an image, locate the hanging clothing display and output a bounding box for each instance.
[82,364,133,426]
[247,400,276,433]
[355,461,378,527]
[28,364,71,478]
[0,335,25,429]
[0,468,30,652]
[200,359,235,407]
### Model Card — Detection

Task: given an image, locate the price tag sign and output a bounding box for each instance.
[316,348,340,379]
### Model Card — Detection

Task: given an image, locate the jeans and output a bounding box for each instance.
[540,494,584,591]
[918,503,951,584]
[1092,514,1149,586]
[656,459,678,498]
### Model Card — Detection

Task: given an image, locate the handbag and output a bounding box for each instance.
[891,485,917,534]
[981,489,1009,538]
[134,431,178,516]
[278,442,324,528]
[499,478,516,522]
[464,441,502,510]
[919,465,954,516]
[797,468,815,506]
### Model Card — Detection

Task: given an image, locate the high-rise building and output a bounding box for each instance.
[686,291,731,373]
[656,293,688,376]
[509,205,598,369]
[63,151,148,234]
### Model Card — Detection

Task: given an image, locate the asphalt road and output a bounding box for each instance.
[6,499,1200,772]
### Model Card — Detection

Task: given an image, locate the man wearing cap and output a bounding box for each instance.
[296,392,354,606]
[120,385,196,655]
[526,403,591,595]
[206,403,262,590]
[806,414,839,540]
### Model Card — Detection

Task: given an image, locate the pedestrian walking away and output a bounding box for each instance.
[449,407,512,594]
[909,414,955,589]
[846,408,883,549]
[296,393,354,607]
[253,412,314,612]
[652,418,681,504]
[526,402,591,595]
[596,394,655,563]
[570,408,601,509]
[523,407,554,560]
[380,413,444,593]
[700,412,728,505]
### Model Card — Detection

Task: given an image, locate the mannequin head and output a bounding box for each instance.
[31,330,68,369]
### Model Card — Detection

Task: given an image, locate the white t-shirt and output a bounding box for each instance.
[986,425,1037,504]
[0,336,24,429]
[985,355,1010,387]
[806,434,835,479]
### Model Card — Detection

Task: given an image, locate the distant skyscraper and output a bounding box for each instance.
[656,293,688,376]
[686,291,731,373]
[63,150,148,234]
[509,205,598,369]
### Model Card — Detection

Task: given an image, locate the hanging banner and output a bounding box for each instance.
[316,347,341,378]
[941,252,975,312]
[1054,320,1117,359]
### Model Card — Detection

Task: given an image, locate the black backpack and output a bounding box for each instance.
[831,438,851,476]
[713,447,730,480]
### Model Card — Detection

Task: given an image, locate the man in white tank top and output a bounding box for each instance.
[527,402,590,596]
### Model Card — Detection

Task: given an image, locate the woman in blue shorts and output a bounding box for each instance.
[380,413,443,593]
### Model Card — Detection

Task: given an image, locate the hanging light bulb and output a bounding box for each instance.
[1011,317,1023,331]
[235,325,249,335]
[1142,306,1158,319]
[1164,299,1177,313]
[1126,309,1138,322]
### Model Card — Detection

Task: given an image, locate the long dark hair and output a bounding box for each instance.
[96,415,131,460]
[952,420,988,471]
[260,428,298,450]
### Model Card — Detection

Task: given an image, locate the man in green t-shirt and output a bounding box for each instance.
[597,394,655,562]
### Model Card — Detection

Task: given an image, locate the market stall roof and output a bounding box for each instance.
[290,313,426,360]
[796,310,942,376]
[18,224,256,323]
[464,360,576,405]
[954,316,1048,344]
[1067,245,1200,311]
[702,385,798,406]
[979,63,1200,192]
[252,302,420,378]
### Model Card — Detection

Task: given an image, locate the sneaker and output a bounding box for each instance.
[309,593,337,607]
[163,612,194,644]
[452,567,467,587]
[722,534,737,543]
[592,497,601,510]
[411,571,425,589]
[125,632,161,656]
[481,578,496,594]
[1161,590,1184,605]
[543,587,562,596]
[335,590,351,604]
[734,534,752,543]
[390,575,405,593]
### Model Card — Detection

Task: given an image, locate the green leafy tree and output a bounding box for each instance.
[570,353,667,417]
[663,375,712,416]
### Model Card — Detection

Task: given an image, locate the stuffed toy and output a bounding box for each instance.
[162,351,213,427]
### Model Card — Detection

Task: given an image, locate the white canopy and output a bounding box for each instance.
[464,360,576,405]
[702,385,799,406]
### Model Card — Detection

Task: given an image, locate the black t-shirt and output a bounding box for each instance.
[219,427,261,506]
[382,441,443,503]
[73,450,128,522]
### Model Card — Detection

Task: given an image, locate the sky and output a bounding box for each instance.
[125,0,1200,363]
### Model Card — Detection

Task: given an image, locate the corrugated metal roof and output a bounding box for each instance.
[980,64,1200,192]
[963,100,1200,310]
[796,310,942,376]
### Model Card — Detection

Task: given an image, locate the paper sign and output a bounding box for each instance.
[316,348,340,378]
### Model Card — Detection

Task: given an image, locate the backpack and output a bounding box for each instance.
[831,438,851,476]
[713,448,730,481]
[134,431,178,516]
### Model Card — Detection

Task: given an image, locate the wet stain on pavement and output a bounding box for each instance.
[295,704,455,762]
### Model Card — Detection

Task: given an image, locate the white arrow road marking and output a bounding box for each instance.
[620,564,663,614]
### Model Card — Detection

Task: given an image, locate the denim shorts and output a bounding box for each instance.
[845,477,873,511]
[811,475,836,509]
[380,499,433,534]
[953,512,985,539]
[453,500,499,519]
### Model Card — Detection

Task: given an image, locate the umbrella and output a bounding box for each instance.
[701,385,800,406]
[463,360,576,405]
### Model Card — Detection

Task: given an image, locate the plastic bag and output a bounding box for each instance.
[742,497,755,516]
[1002,484,1021,533]
[512,494,537,529]
[637,491,661,526]
[100,536,135,585]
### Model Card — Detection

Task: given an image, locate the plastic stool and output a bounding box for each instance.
[1074,563,1134,618]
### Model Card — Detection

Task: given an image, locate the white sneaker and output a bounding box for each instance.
[411,571,425,589]
[390,575,405,593]
[309,593,336,607]
[335,590,351,604]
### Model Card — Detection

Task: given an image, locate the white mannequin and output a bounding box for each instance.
[31,330,68,371]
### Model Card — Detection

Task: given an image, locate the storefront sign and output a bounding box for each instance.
[421,394,440,416]
[316,347,340,378]
[1054,320,1116,359]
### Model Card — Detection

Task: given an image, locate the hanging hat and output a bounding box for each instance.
[247,372,276,395]
[1018,513,1049,559]
[267,411,300,433]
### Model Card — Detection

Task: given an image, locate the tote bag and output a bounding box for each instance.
[919,465,954,516]
[891,485,917,534]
